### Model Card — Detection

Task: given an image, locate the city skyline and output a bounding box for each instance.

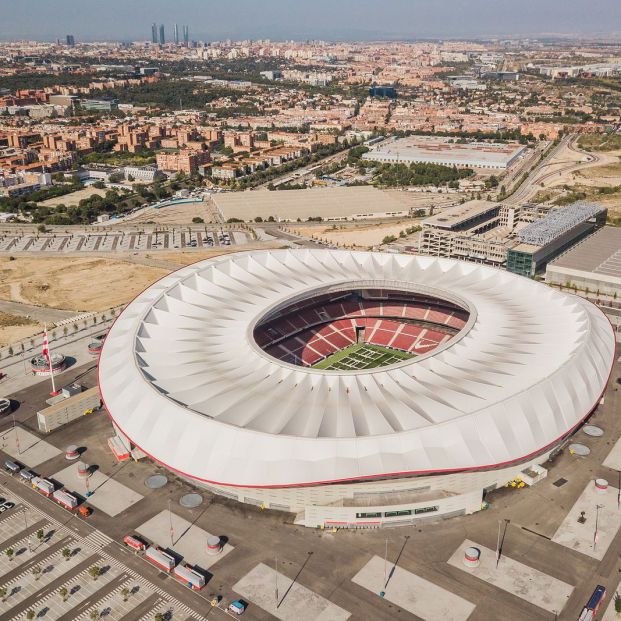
[1,0,621,42]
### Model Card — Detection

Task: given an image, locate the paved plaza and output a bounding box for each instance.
[447,539,574,614]
[137,509,234,572]
[0,427,62,467]
[233,562,351,621]
[352,554,475,621]
[52,462,144,517]
[603,437,621,471]
[552,480,621,560]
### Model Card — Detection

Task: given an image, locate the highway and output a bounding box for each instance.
[503,134,599,205]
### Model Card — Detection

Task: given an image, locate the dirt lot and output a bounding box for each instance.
[293,220,419,248]
[120,200,213,225]
[0,256,168,313]
[0,243,286,346]
[38,186,107,208]
[0,312,41,347]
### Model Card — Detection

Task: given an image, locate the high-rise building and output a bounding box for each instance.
[66,34,75,46]
[174,23,179,45]
[159,24,165,45]
[183,25,189,46]
[151,23,158,44]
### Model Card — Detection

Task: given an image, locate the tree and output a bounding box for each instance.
[154,614,165,621]
[191,217,204,223]
[59,586,68,601]
[615,594,621,613]
[36,529,44,542]
[0,586,6,602]
[26,611,35,620]
[62,547,72,561]
[89,610,99,620]
[120,587,130,602]
[63,326,68,338]
[32,565,42,580]
[88,565,101,581]
[5,548,14,562]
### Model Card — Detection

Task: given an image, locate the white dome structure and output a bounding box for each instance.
[99,249,615,527]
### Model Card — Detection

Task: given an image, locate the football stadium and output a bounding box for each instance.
[98,249,615,528]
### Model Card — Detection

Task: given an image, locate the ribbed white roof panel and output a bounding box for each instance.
[98,249,615,487]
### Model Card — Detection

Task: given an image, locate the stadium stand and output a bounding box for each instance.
[255,290,468,367]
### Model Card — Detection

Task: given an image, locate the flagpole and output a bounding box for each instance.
[43,324,57,395]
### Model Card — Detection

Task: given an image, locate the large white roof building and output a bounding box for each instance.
[99,249,615,527]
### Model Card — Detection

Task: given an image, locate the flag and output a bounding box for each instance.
[42,329,50,361]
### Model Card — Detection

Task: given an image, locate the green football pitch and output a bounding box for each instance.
[312,343,414,371]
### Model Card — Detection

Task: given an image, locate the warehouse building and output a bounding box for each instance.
[546,226,621,298]
[363,136,526,169]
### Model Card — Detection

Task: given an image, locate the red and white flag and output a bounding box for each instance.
[42,328,50,361]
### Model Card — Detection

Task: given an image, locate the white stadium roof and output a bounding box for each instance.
[98,249,615,488]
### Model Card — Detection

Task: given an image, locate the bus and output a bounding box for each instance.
[579,585,606,621]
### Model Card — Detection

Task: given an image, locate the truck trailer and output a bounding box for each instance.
[145,547,175,572]
[31,477,55,497]
[173,564,205,590]
[52,489,78,510]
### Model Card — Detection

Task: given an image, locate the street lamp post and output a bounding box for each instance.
[168,499,174,547]
[495,519,502,568]
[594,504,603,551]
[12,412,20,455]
[274,554,278,606]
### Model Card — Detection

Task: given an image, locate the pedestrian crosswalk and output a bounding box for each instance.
[86,530,114,550]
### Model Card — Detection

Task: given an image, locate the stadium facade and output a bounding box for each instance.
[99,249,615,528]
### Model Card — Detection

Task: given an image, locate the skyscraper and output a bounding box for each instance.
[174,23,179,45]
[183,25,189,47]
[151,23,158,44]
[159,24,165,45]
[66,34,75,46]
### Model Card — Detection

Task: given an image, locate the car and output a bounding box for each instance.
[1,501,14,510]
[0,497,5,504]
[228,600,246,615]
[78,505,92,517]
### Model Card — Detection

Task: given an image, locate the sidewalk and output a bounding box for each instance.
[0,320,112,395]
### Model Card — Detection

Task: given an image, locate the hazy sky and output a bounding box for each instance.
[1,0,619,42]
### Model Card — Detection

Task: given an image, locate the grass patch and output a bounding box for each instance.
[577,134,621,152]
[313,343,413,370]
[0,312,37,328]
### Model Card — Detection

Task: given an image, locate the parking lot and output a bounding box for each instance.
[0,227,248,256]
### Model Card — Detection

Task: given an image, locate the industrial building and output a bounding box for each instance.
[363,136,526,169]
[546,226,621,298]
[98,249,615,528]
[419,200,607,276]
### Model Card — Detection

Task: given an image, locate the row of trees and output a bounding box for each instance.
[373,162,474,188]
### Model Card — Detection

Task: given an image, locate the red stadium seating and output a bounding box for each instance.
[254,295,466,365]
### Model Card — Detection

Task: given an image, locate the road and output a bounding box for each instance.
[503,134,600,205]
[0,300,76,324]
